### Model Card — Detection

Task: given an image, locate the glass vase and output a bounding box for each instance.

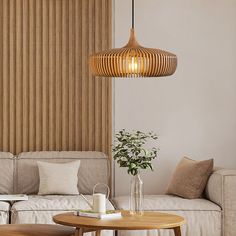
[130,172,143,215]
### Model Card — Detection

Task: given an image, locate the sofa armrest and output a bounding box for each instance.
[205,169,236,236]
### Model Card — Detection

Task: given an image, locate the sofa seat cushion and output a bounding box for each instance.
[0,201,10,212]
[113,195,222,236]
[0,201,10,224]
[11,195,114,224]
[113,195,221,211]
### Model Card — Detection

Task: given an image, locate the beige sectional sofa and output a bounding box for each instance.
[113,168,236,236]
[0,151,235,236]
[0,151,114,225]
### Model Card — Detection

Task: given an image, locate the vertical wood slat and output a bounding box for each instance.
[101,0,107,154]
[68,0,75,150]
[42,0,49,150]
[15,0,22,154]
[28,0,36,151]
[94,0,102,151]
[88,0,95,151]
[0,0,112,160]
[75,0,82,151]
[107,0,112,159]
[22,0,29,152]
[55,0,62,150]
[48,0,55,150]
[81,0,88,150]
[9,0,16,153]
[35,0,42,150]
[0,0,3,150]
[2,0,9,151]
[61,0,68,150]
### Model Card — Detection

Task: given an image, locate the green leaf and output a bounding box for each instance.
[112,129,159,175]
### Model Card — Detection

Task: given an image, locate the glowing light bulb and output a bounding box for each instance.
[128,57,138,73]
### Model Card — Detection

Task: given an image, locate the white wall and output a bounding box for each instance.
[114,0,236,196]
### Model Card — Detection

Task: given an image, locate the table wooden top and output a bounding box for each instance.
[53,211,185,230]
[0,224,75,236]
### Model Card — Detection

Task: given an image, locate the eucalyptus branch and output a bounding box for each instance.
[113,129,158,176]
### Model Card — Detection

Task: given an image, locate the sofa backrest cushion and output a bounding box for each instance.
[15,151,109,194]
[0,152,14,194]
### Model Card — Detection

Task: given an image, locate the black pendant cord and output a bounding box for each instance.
[132,0,135,29]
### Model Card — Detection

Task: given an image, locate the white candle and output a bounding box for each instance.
[93,193,106,214]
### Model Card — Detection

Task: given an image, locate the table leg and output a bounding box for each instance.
[173,226,181,236]
[96,230,101,236]
[75,228,84,236]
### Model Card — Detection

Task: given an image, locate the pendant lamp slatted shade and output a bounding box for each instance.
[90,30,177,78]
[89,1,177,78]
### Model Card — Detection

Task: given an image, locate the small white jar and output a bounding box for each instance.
[93,193,106,214]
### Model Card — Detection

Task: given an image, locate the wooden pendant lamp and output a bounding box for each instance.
[89,0,177,78]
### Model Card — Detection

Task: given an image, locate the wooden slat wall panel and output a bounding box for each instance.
[0,0,112,158]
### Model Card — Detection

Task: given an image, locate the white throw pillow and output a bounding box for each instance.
[37,160,80,195]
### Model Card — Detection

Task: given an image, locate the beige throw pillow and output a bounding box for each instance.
[166,157,213,199]
[37,160,80,195]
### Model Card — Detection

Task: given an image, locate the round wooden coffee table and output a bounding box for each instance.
[0,224,75,236]
[53,211,185,236]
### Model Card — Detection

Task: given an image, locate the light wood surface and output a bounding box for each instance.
[174,227,182,236]
[0,0,112,160]
[0,224,75,236]
[95,230,101,236]
[53,211,185,231]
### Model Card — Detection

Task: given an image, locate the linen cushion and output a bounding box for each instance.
[166,157,213,199]
[113,195,220,211]
[0,201,10,224]
[37,160,80,195]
